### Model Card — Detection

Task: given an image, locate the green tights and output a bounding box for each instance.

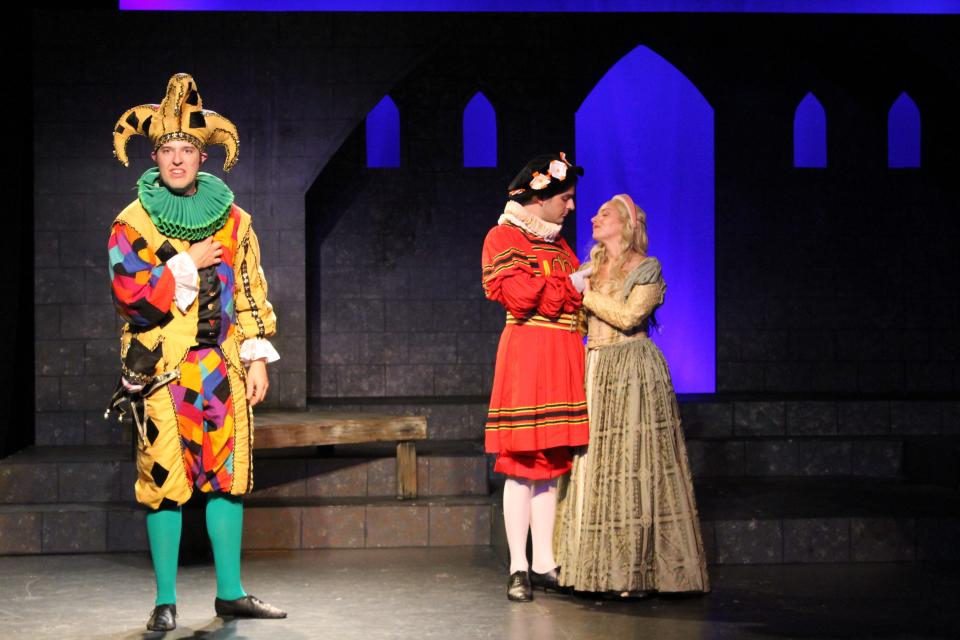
[145,494,248,606]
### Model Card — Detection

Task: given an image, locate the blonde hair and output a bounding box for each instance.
[587,197,648,281]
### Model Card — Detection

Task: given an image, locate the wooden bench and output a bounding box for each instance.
[252,411,428,499]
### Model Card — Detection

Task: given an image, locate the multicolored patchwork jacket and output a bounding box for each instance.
[108,199,276,508]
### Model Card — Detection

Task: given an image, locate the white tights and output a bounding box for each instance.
[503,477,558,574]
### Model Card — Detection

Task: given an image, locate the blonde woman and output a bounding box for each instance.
[555,194,709,597]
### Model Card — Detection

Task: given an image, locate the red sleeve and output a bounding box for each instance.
[482,225,581,318]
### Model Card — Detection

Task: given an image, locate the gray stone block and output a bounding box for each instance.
[432,300,480,333]
[734,402,786,437]
[717,362,764,392]
[306,459,368,498]
[427,457,488,496]
[429,505,491,546]
[787,402,837,436]
[741,330,789,361]
[83,340,118,376]
[434,365,483,396]
[42,510,107,553]
[798,441,852,475]
[58,462,122,502]
[456,332,500,365]
[810,363,858,393]
[60,375,115,412]
[35,268,85,304]
[0,464,58,504]
[764,363,812,392]
[34,377,61,413]
[385,300,434,332]
[337,365,385,397]
[34,304,60,339]
[744,440,800,476]
[838,401,890,435]
[302,505,366,549]
[687,441,745,477]
[60,305,115,339]
[319,332,359,365]
[783,518,850,563]
[251,459,307,498]
[35,411,84,446]
[367,458,397,497]
[680,402,733,438]
[366,504,429,547]
[850,518,915,562]
[716,330,740,361]
[35,341,84,376]
[0,513,42,554]
[107,509,148,552]
[890,402,942,435]
[408,333,458,365]
[385,365,435,396]
[335,299,385,332]
[850,441,902,477]
[904,363,955,393]
[714,519,783,564]
[836,330,884,360]
[243,506,301,550]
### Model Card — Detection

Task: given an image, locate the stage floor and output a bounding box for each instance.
[2,548,958,639]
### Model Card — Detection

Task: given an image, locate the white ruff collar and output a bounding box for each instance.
[498,200,562,242]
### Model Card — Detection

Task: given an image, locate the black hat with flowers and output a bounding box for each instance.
[507,152,584,203]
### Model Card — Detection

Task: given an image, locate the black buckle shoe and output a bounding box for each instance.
[530,567,565,592]
[507,570,533,602]
[215,595,287,619]
[146,604,177,631]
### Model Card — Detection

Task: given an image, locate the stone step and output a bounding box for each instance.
[4,478,958,563]
[679,398,959,439]
[0,495,494,555]
[0,443,490,505]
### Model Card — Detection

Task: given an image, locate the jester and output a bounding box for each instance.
[108,73,285,631]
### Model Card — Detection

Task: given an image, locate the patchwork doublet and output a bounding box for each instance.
[109,201,275,509]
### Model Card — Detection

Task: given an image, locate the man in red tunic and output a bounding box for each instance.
[482,152,590,601]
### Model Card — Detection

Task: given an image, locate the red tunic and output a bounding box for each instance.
[482,222,589,479]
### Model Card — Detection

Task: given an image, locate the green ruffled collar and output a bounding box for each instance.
[137,167,234,241]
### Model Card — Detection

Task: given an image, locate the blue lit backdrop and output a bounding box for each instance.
[576,45,715,393]
[794,92,827,168]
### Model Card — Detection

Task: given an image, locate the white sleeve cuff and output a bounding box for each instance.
[167,252,200,312]
[240,338,280,364]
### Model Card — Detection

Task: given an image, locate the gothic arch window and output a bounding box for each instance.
[576,44,715,393]
[366,95,400,168]
[463,91,497,167]
[794,92,827,168]
[888,92,921,168]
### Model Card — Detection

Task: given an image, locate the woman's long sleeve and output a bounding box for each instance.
[582,282,664,331]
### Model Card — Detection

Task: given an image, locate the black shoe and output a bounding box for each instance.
[530,567,567,592]
[507,570,533,602]
[146,604,177,631]
[214,595,287,619]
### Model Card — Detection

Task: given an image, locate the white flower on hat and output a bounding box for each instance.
[529,172,551,190]
[548,160,567,181]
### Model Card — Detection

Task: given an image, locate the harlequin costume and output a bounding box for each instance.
[107,73,285,630]
[482,153,589,602]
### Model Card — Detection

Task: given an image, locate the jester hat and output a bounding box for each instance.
[113,73,239,172]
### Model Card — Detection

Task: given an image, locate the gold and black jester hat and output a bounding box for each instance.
[112,72,239,172]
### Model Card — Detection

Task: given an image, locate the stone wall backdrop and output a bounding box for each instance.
[9,7,959,559]
[29,9,960,447]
